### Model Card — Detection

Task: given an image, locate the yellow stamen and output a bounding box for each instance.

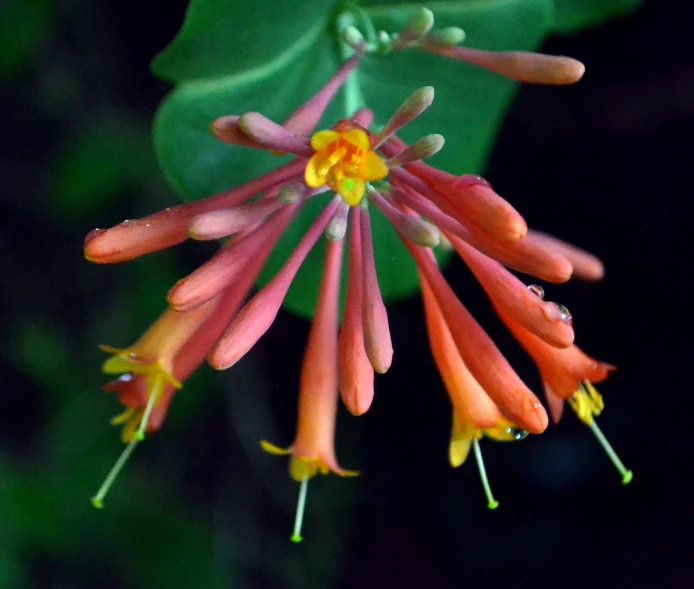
[110,407,136,426]
[567,381,603,425]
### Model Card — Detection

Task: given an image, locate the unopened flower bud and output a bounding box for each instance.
[393,8,434,49]
[278,181,307,204]
[419,46,586,85]
[372,86,435,147]
[368,186,440,248]
[425,26,466,47]
[376,30,392,53]
[386,134,445,168]
[325,200,350,241]
[238,112,313,156]
[343,25,365,51]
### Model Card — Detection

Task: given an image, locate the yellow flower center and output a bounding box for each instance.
[304,128,388,206]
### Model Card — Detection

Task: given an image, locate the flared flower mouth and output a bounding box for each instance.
[260,441,359,481]
[99,346,181,441]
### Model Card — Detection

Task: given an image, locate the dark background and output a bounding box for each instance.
[1,0,692,587]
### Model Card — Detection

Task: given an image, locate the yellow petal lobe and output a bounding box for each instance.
[310,130,341,150]
[341,128,370,151]
[337,176,365,206]
[449,437,473,467]
[260,440,293,456]
[304,152,328,188]
[360,150,388,181]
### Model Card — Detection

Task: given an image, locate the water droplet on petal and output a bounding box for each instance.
[549,302,572,325]
[527,284,545,299]
[452,174,491,189]
[507,427,529,441]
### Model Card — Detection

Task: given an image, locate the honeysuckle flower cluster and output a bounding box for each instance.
[85,8,631,538]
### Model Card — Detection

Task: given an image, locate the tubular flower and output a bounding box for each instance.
[84,8,632,535]
[98,304,206,443]
[91,249,266,508]
[260,239,358,542]
[498,303,632,484]
[421,273,526,509]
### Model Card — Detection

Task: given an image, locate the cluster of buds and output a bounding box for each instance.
[85,8,630,539]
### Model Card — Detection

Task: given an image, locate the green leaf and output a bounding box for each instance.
[151,0,335,82]
[154,28,334,199]
[550,0,643,34]
[153,0,557,317]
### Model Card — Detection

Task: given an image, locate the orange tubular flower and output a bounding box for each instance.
[98,305,206,442]
[261,239,357,542]
[498,306,632,484]
[91,248,267,508]
[421,269,526,509]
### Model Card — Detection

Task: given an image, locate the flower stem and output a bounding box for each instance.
[335,11,366,117]
[290,475,310,543]
[588,420,633,485]
[473,439,499,510]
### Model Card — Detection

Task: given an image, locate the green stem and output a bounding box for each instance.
[335,11,367,117]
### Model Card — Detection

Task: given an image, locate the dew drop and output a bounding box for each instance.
[507,427,529,441]
[549,302,572,325]
[453,174,491,189]
[527,284,545,299]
